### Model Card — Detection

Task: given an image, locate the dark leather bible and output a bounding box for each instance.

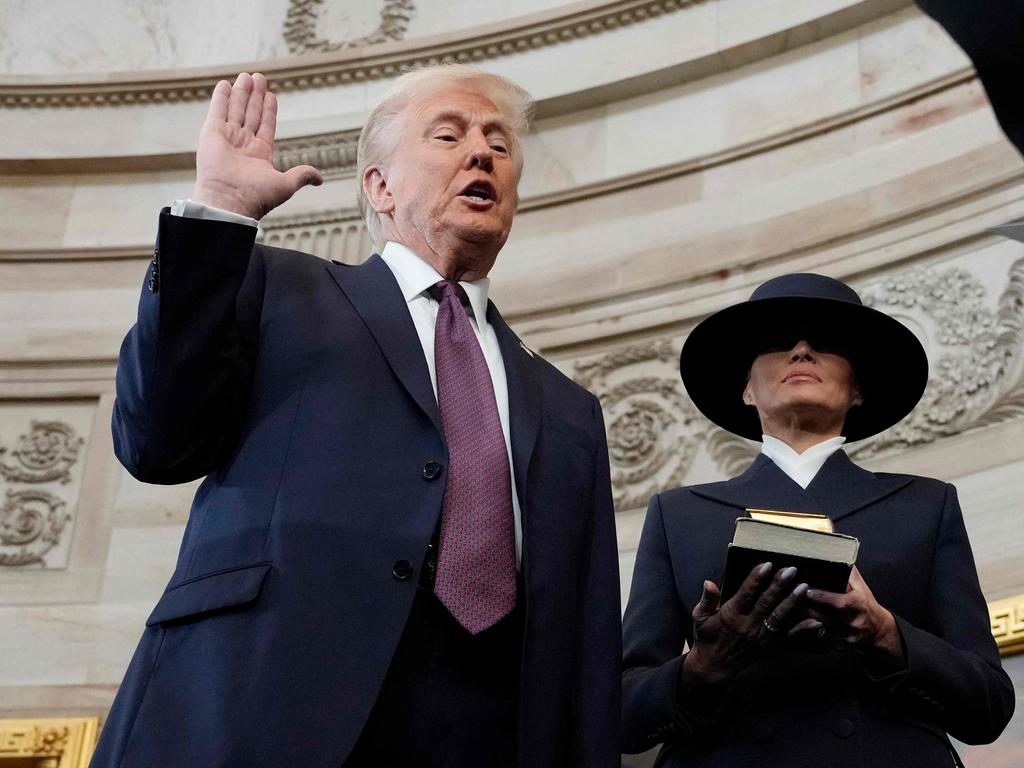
[720,515,859,601]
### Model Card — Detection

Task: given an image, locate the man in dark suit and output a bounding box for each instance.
[622,274,1014,767]
[92,66,620,768]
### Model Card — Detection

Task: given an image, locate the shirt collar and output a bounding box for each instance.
[380,241,491,323]
[760,434,847,489]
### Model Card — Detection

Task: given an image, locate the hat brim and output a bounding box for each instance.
[679,296,929,441]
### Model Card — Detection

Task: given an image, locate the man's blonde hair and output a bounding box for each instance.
[356,64,533,250]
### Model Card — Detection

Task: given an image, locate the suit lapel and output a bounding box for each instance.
[690,454,826,515]
[488,303,542,509]
[805,450,912,522]
[691,451,914,524]
[325,255,443,437]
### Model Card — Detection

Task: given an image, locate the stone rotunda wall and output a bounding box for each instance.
[1,0,1022,762]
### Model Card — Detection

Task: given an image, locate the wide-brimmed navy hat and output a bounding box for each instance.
[679,273,929,442]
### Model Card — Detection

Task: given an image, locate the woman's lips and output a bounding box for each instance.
[784,371,821,383]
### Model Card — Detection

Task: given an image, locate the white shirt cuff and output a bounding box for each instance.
[170,198,259,229]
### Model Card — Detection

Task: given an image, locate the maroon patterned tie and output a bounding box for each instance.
[429,280,517,634]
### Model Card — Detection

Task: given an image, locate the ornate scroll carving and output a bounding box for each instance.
[0,489,70,567]
[0,420,84,484]
[575,339,708,509]
[284,0,415,54]
[0,419,83,568]
[852,257,1024,458]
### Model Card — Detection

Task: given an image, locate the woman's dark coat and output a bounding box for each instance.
[622,451,1014,767]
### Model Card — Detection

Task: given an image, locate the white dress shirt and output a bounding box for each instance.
[170,200,523,565]
[760,434,847,489]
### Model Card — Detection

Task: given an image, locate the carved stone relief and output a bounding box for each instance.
[574,339,708,510]
[259,208,370,264]
[0,489,70,567]
[284,0,416,54]
[575,256,1024,511]
[0,420,83,484]
[273,129,360,180]
[0,408,91,569]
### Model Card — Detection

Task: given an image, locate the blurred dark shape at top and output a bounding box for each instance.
[916,0,1024,156]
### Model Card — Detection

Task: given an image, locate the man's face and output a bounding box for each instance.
[743,339,862,429]
[373,86,520,259]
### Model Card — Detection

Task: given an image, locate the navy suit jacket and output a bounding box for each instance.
[622,451,1014,768]
[92,212,621,768]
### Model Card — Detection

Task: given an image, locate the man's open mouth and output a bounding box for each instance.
[459,181,496,203]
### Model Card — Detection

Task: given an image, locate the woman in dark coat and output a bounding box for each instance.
[621,274,1015,768]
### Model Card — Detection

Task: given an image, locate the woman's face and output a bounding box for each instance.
[743,339,862,433]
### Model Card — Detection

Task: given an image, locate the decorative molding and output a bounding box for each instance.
[0,717,98,767]
[0,489,70,567]
[273,128,361,178]
[853,257,1024,456]
[576,257,1024,509]
[283,0,415,55]
[990,594,1024,656]
[574,339,708,509]
[0,421,84,484]
[0,419,83,569]
[0,0,696,108]
[258,207,370,265]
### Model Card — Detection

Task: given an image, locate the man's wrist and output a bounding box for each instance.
[190,184,262,220]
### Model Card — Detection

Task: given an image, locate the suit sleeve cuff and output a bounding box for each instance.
[171,198,259,228]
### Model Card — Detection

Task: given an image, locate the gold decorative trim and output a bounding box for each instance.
[990,594,1024,657]
[0,717,98,768]
[0,0,696,108]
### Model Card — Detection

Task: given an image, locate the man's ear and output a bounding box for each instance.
[850,388,864,408]
[363,166,394,215]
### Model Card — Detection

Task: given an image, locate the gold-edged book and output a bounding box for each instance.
[747,508,835,533]
[719,509,858,601]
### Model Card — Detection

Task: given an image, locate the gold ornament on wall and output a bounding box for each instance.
[0,718,98,768]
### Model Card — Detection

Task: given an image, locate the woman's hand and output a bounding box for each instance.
[683,563,809,685]
[804,566,904,663]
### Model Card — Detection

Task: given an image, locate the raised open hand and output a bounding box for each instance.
[192,72,322,220]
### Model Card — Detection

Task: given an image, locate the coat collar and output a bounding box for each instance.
[325,255,543,505]
[690,450,912,523]
[326,254,443,437]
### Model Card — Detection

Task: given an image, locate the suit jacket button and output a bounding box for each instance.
[392,560,414,581]
[833,718,855,739]
[422,460,442,480]
[753,722,774,744]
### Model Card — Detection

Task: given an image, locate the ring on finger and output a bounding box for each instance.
[762,617,781,633]
[816,624,827,640]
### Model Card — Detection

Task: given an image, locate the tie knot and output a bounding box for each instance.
[428,280,473,316]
